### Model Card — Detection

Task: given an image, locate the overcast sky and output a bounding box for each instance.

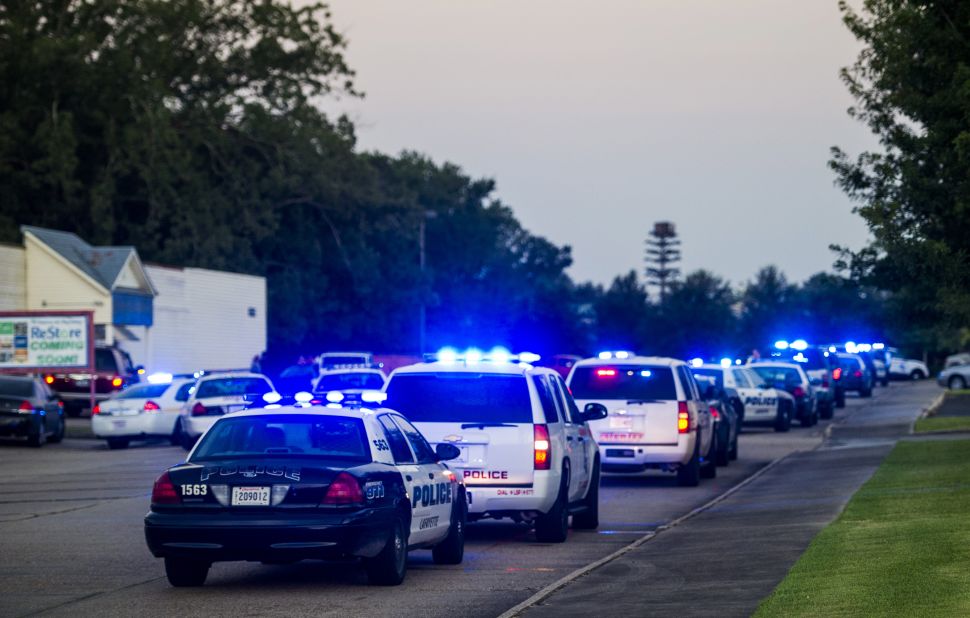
[321,0,875,287]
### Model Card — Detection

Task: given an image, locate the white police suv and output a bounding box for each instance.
[383,349,606,543]
[566,354,716,487]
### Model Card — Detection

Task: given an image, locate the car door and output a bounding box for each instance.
[551,375,594,501]
[678,366,711,454]
[377,414,427,544]
[36,380,57,434]
[391,415,453,545]
[538,373,583,501]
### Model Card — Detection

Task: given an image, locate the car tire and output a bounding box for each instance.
[799,406,814,428]
[715,424,730,467]
[949,376,967,390]
[910,370,925,381]
[432,490,466,565]
[27,426,46,447]
[860,386,873,398]
[535,468,570,543]
[729,430,739,461]
[774,403,792,432]
[164,557,209,587]
[179,428,197,451]
[572,458,600,530]
[880,376,889,387]
[171,419,185,447]
[835,388,846,408]
[48,415,65,444]
[677,439,701,487]
[365,516,408,585]
[819,401,834,420]
[107,437,130,450]
[701,431,717,479]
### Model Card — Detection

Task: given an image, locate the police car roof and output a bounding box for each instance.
[573,356,687,368]
[392,360,545,376]
[698,363,734,371]
[198,371,267,380]
[317,367,385,376]
[224,404,388,420]
[748,361,804,369]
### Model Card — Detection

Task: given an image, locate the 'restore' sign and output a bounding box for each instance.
[0,312,93,371]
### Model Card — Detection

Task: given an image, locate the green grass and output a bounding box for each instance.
[755,440,970,617]
[915,415,970,433]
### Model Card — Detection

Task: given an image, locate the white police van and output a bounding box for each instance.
[383,349,606,543]
[566,354,716,487]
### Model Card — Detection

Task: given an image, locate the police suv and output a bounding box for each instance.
[692,362,794,432]
[145,394,466,587]
[566,354,716,487]
[384,350,606,543]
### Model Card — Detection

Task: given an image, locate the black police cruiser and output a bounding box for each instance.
[144,394,466,586]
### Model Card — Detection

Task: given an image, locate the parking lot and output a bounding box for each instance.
[0,382,933,618]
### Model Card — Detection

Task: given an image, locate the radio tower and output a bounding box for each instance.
[645,221,681,305]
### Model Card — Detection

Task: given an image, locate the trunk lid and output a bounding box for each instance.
[414,421,535,486]
[575,398,681,446]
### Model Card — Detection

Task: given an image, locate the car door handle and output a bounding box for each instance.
[405,475,412,482]
[566,436,574,441]
[428,473,434,479]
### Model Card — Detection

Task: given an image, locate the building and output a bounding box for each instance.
[0,226,266,374]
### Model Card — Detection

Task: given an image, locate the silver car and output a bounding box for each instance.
[938,363,970,390]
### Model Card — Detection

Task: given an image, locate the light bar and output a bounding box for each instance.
[873,343,885,350]
[147,372,173,385]
[431,348,541,364]
[361,391,387,404]
[720,358,732,368]
[598,351,612,360]
[326,391,344,403]
[690,358,704,368]
[774,340,789,350]
[294,391,313,403]
[790,339,809,351]
[262,392,282,404]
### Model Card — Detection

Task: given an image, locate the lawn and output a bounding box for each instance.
[915,415,970,433]
[754,439,970,617]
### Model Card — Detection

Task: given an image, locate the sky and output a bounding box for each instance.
[320,0,876,287]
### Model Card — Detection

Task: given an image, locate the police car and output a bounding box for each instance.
[174,372,276,450]
[566,354,716,487]
[145,393,466,587]
[692,361,795,432]
[384,349,606,543]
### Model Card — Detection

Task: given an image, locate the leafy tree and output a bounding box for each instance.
[738,266,797,347]
[591,271,650,352]
[654,270,736,358]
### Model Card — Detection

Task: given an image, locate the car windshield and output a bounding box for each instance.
[280,365,315,378]
[0,377,34,398]
[838,355,864,370]
[320,355,369,367]
[751,366,803,385]
[385,373,533,423]
[115,383,171,399]
[95,349,117,372]
[315,372,386,392]
[569,366,677,401]
[191,415,370,461]
[196,377,271,399]
[692,368,723,389]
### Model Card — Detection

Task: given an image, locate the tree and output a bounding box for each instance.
[738,266,797,347]
[591,271,650,352]
[644,221,681,305]
[653,270,736,358]
[830,0,970,355]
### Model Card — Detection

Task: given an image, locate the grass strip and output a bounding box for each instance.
[915,415,970,434]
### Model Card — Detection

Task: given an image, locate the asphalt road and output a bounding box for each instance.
[0,385,919,618]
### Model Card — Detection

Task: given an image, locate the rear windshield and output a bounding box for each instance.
[385,373,533,423]
[191,415,370,462]
[776,349,828,369]
[569,366,677,401]
[115,383,171,399]
[750,366,803,385]
[196,377,271,399]
[320,355,369,367]
[838,355,864,369]
[0,377,34,398]
[95,349,117,372]
[315,372,386,392]
[691,368,723,389]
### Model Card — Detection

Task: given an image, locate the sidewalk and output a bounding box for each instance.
[515,382,939,618]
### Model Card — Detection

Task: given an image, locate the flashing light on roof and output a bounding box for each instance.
[792,353,808,363]
[790,339,809,351]
[598,351,612,360]
[845,341,857,353]
[193,371,204,379]
[464,348,483,363]
[361,391,388,404]
[640,370,652,377]
[720,358,732,368]
[690,358,704,368]
[519,352,541,364]
[437,347,459,363]
[857,343,873,353]
[829,346,837,353]
[735,359,742,365]
[873,342,885,350]
[489,347,511,364]
[615,351,630,359]
[294,391,313,403]
[433,348,540,364]
[774,340,789,350]
[262,392,282,404]
[147,372,173,385]
[326,391,344,403]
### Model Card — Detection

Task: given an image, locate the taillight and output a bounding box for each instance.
[832,367,842,381]
[534,424,551,470]
[191,402,207,416]
[792,386,806,398]
[709,405,720,420]
[677,401,691,434]
[111,377,123,388]
[18,400,33,413]
[44,375,54,384]
[151,472,180,505]
[321,472,364,505]
[596,369,617,377]
[92,404,101,415]
[854,370,862,378]
[143,400,161,412]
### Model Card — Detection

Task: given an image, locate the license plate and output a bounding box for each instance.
[224,404,246,414]
[75,379,89,387]
[609,416,633,429]
[231,486,270,506]
[112,420,126,429]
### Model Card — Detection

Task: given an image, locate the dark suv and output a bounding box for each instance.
[45,345,141,416]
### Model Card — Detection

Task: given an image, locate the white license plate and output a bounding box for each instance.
[224,404,246,414]
[609,416,633,429]
[75,379,89,387]
[112,420,126,429]
[231,486,270,506]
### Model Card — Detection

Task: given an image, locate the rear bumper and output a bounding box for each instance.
[463,472,558,517]
[598,433,695,471]
[144,509,394,562]
[183,415,220,438]
[0,414,39,437]
[92,413,178,439]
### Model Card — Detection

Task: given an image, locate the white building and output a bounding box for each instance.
[0,226,266,374]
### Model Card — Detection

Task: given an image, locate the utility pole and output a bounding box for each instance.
[645,221,681,306]
[418,211,437,354]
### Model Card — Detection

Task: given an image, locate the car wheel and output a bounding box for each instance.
[880,376,889,387]
[949,375,967,390]
[715,424,729,467]
[432,490,466,564]
[48,415,65,443]
[819,400,834,420]
[164,557,209,587]
[107,437,130,450]
[860,386,873,398]
[365,515,408,585]
[171,418,185,447]
[677,439,701,487]
[799,405,814,428]
[910,370,925,380]
[27,426,46,447]
[179,429,197,451]
[774,403,792,432]
[572,458,600,530]
[701,431,717,479]
[535,467,570,543]
[835,388,846,408]
[729,429,739,461]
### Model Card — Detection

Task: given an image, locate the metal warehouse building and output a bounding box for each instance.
[0,226,266,374]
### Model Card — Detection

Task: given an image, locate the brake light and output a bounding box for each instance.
[854,370,862,378]
[792,386,806,398]
[191,402,207,416]
[596,369,617,377]
[832,367,842,381]
[709,405,720,420]
[18,400,33,412]
[143,400,161,412]
[534,424,551,470]
[677,401,691,433]
[44,375,54,384]
[151,472,180,505]
[322,472,364,505]
[92,404,101,415]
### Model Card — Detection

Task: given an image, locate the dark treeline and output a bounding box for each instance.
[1,0,950,364]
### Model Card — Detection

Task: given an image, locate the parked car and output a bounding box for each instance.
[782,347,842,416]
[938,364,970,390]
[44,345,141,416]
[91,378,196,449]
[174,372,276,450]
[540,354,582,380]
[693,364,794,432]
[836,353,873,398]
[316,352,378,371]
[0,375,65,446]
[566,356,716,486]
[749,362,819,427]
[889,357,929,380]
[385,354,605,542]
[693,374,739,466]
[312,368,387,395]
[944,353,970,369]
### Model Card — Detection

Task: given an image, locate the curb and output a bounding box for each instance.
[496,452,794,618]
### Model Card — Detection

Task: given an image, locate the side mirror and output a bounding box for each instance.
[435,443,461,461]
[582,402,608,422]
